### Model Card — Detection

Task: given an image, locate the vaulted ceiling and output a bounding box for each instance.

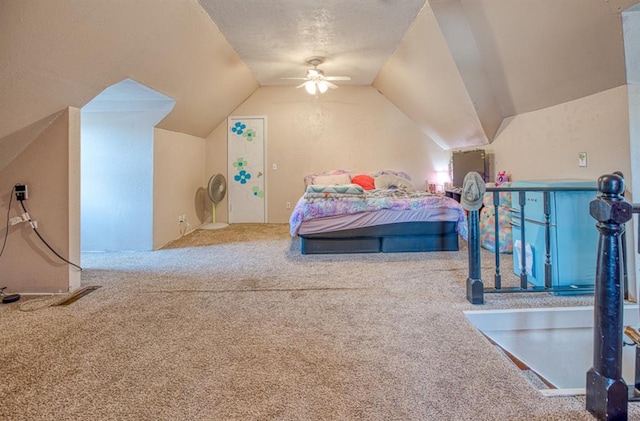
[198,0,426,87]
[200,0,639,148]
[1,0,638,168]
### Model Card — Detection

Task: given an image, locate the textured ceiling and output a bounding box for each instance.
[198,0,425,86]
[1,0,639,157]
[199,0,639,102]
[199,0,640,148]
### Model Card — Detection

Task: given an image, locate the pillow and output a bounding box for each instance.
[374,174,415,191]
[312,173,351,186]
[351,174,376,190]
[306,184,364,195]
[369,170,411,181]
[304,170,351,187]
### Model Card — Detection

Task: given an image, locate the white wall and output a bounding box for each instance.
[81,111,155,251]
[624,5,640,301]
[628,83,640,302]
[206,86,450,223]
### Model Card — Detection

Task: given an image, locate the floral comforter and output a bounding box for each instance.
[289,188,468,239]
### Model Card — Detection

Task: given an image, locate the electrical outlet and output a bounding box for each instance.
[286,201,291,209]
[272,163,278,170]
[15,184,28,201]
[178,214,186,223]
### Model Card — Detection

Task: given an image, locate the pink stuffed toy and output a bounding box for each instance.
[495,171,509,186]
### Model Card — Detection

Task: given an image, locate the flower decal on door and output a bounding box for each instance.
[231,122,246,135]
[234,170,252,184]
[243,129,256,141]
[233,157,247,170]
[252,186,264,198]
[233,157,252,184]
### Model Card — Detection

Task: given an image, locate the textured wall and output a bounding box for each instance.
[206,86,450,224]
[153,129,206,249]
[0,108,80,294]
[482,86,631,188]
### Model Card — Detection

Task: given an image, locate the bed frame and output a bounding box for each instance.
[298,221,459,254]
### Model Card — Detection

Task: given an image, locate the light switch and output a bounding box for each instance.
[578,152,587,167]
[272,163,278,170]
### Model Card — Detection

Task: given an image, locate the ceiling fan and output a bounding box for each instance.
[282,56,351,95]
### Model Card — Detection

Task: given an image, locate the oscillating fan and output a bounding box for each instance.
[201,173,228,230]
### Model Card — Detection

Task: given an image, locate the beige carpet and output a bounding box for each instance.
[1,224,637,420]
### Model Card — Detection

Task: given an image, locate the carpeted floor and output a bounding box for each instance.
[1,224,637,420]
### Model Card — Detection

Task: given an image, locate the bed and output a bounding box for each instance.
[289,170,468,254]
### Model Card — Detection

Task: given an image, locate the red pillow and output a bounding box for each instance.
[351,174,375,190]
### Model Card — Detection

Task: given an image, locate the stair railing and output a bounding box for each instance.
[463,174,598,304]
[464,172,640,419]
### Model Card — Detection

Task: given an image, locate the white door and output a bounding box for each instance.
[228,116,266,223]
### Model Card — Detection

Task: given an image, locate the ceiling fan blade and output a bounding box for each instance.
[326,81,339,89]
[296,82,308,89]
[281,77,308,80]
[325,76,351,81]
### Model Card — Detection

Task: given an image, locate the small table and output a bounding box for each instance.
[445,190,461,203]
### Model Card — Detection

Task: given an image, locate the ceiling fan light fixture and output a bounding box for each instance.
[282,56,349,95]
[304,80,317,95]
[317,80,328,94]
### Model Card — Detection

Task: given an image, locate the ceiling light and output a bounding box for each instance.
[281,56,350,96]
[304,81,317,95]
[317,81,328,94]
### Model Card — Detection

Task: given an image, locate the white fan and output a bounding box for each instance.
[201,173,228,230]
[282,56,351,95]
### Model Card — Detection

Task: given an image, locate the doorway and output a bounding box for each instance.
[227,116,267,223]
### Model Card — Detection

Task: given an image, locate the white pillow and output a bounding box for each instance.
[313,173,351,185]
[375,174,415,191]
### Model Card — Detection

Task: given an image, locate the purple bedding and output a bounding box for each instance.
[289,189,468,239]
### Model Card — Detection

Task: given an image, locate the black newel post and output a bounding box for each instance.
[462,171,485,305]
[466,208,483,304]
[586,174,632,421]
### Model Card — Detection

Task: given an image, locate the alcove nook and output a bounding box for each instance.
[81,78,175,251]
